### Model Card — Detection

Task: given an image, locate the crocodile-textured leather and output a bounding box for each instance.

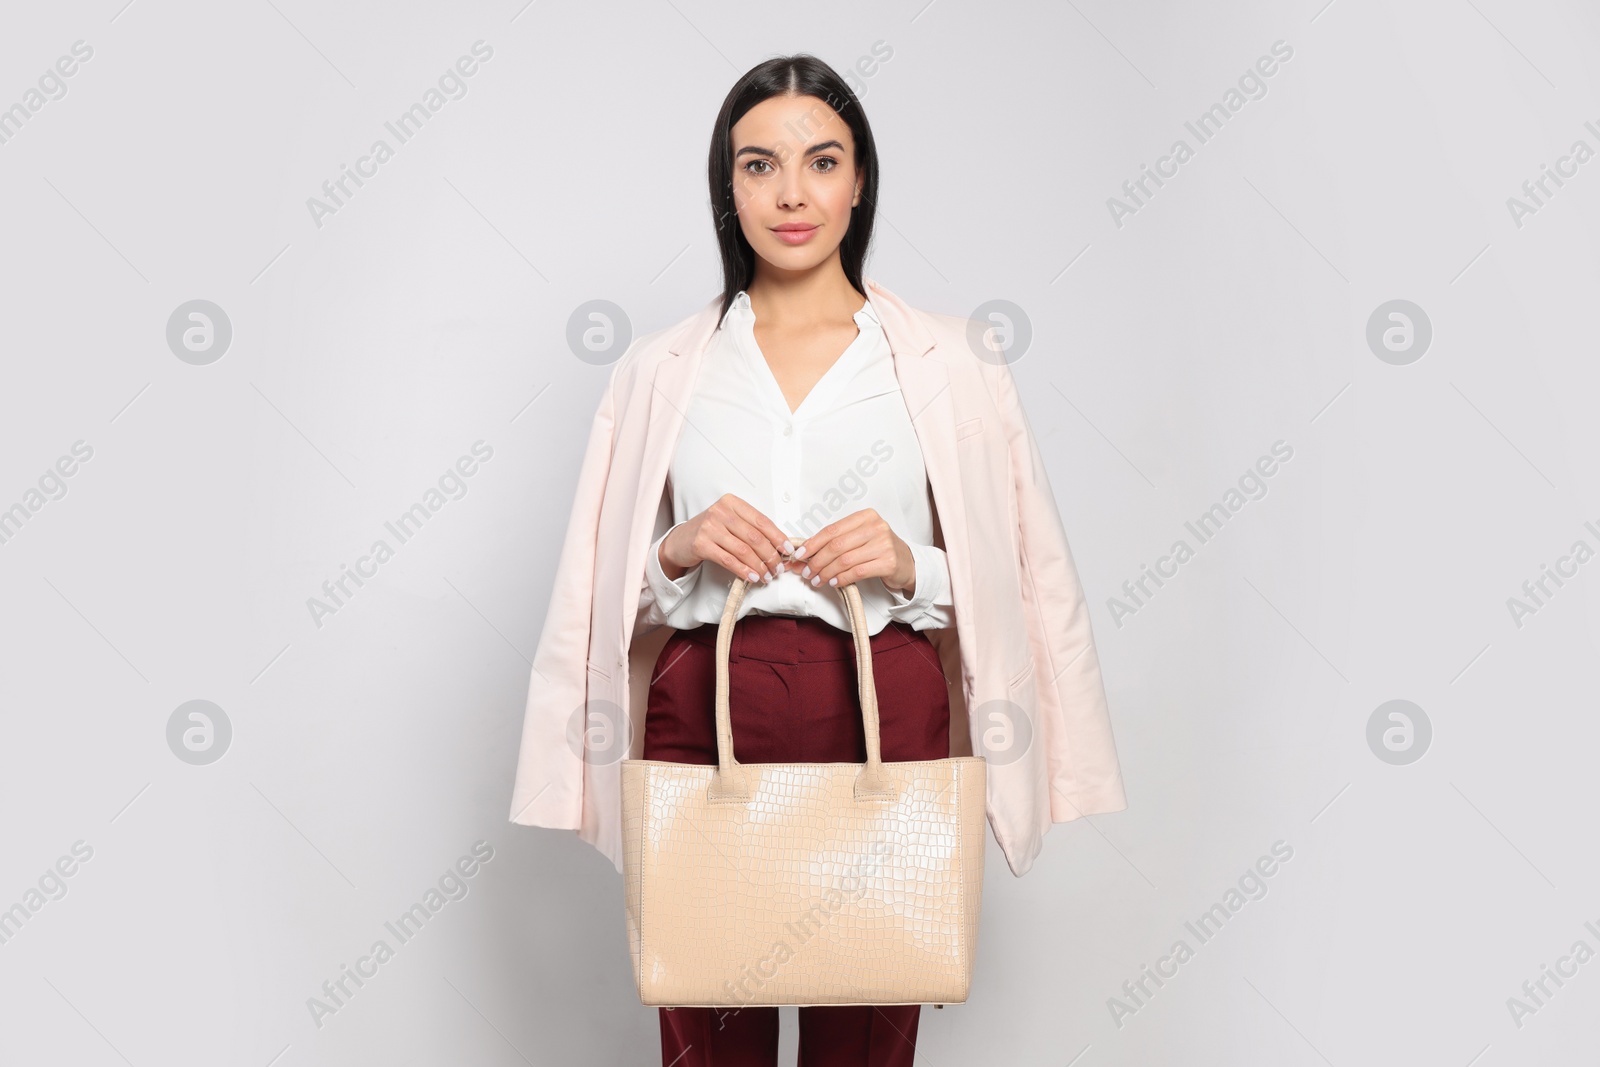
[622,577,986,1007]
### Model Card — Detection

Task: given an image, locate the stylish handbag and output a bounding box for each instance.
[620,574,987,1008]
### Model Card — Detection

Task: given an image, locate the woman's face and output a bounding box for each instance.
[729,93,863,276]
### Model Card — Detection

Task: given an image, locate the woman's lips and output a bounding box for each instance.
[771,224,818,245]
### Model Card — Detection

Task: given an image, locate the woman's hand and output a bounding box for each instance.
[660,494,797,585]
[790,509,917,595]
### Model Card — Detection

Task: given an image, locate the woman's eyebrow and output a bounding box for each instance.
[734,139,846,160]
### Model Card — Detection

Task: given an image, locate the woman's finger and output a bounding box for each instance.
[799,523,873,581]
[726,497,794,565]
[704,520,782,583]
[793,509,869,563]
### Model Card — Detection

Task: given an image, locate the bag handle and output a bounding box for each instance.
[706,576,899,804]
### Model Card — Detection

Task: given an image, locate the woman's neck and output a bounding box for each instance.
[744,264,866,330]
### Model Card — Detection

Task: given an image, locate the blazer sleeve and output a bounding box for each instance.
[989,346,1128,823]
[507,358,622,831]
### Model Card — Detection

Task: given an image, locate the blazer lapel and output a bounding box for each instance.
[617,296,720,647]
[866,280,972,644]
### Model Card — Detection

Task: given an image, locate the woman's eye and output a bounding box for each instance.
[814,157,837,172]
[744,160,772,176]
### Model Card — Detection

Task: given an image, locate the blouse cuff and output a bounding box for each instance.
[644,519,701,613]
[884,541,952,625]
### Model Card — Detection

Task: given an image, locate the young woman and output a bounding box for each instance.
[508,53,1127,1067]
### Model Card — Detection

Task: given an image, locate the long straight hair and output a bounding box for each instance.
[706,55,879,321]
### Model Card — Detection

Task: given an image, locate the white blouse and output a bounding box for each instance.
[636,290,954,636]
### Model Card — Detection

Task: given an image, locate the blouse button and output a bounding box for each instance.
[782,491,791,502]
[783,424,793,436]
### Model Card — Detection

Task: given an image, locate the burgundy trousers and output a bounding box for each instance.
[642,612,953,1067]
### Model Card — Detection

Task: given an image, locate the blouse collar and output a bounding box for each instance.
[722,289,878,330]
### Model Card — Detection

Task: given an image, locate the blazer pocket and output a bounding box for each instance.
[1008,658,1036,690]
[586,659,611,682]
[956,416,985,441]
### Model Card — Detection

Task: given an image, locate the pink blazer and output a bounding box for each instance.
[508,277,1127,877]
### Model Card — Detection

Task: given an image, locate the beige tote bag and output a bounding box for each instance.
[621,574,987,1008]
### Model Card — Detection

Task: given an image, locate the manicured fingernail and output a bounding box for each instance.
[775,562,785,575]
[828,577,838,586]
[802,565,811,578]
[794,546,808,559]
[810,575,821,586]
[748,571,760,582]
[763,570,773,582]
[782,540,795,554]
